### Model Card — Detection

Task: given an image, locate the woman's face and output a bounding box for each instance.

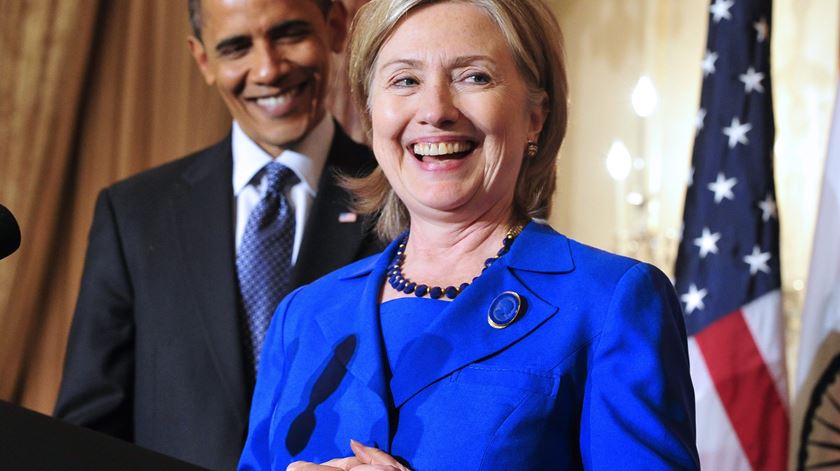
[369,2,546,224]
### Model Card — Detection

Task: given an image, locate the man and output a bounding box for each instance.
[54,0,379,469]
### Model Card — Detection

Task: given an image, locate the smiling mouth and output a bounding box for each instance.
[250,81,310,114]
[411,141,476,161]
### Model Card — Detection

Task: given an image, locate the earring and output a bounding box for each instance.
[526,141,538,158]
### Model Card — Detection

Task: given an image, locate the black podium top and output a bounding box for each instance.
[0,401,208,470]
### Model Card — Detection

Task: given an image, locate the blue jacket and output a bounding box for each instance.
[240,222,700,470]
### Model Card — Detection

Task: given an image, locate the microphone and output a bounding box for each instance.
[0,205,21,260]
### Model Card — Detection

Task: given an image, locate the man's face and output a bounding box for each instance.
[189,0,345,156]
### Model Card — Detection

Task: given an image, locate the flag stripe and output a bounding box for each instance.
[689,339,752,470]
[695,306,788,471]
[740,291,787,402]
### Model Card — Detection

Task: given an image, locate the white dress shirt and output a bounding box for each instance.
[231,116,334,264]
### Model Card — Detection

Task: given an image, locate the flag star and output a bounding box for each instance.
[710,0,734,23]
[693,227,722,258]
[723,117,752,148]
[681,284,708,315]
[707,172,737,203]
[743,245,772,275]
[702,50,719,77]
[758,193,777,221]
[754,17,769,42]
[696,108,707,134]
[739,67,765,94]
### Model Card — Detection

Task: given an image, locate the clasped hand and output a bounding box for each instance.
[287,440,411,471]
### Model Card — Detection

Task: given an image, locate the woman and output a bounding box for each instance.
[240,0,700,469]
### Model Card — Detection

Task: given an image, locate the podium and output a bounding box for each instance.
[0,400,207,470]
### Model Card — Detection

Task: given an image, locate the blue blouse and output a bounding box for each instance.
[380,297,449,375]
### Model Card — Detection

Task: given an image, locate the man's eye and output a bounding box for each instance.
[270,23,313,43]
[216,41,250,58]
[219,47,245,57]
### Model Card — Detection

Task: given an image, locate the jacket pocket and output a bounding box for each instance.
[452,365,557,397]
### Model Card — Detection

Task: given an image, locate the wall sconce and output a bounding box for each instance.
[632,76,658,118]
[606,140,632,182]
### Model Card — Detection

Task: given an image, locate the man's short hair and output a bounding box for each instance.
[188,0,333,42]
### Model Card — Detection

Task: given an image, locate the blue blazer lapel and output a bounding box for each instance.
[390,222,576,408]
[314,254,390,403]
[312,249,394,444]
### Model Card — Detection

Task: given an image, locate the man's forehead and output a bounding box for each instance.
[201,0,328,36]
[200,0,329,17]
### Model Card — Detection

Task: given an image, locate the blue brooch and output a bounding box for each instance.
[488,291,523,329]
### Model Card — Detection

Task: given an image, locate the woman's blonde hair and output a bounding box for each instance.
[346,0,568,240]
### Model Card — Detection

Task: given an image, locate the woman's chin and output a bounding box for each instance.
[404,190,489,220]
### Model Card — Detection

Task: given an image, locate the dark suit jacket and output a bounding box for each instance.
[55,126,381,470]
[240,222,699,470]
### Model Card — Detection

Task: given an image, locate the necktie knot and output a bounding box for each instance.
[264,162,299,197]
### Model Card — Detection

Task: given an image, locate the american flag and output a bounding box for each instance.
[673,0,789,469]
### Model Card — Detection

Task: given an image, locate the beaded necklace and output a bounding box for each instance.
[387,225,523,300]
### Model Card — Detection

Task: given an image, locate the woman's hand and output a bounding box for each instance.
[287,456,361,471]
[286,440,410,471]
[347,440,410,470]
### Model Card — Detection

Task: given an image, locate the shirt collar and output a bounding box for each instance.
[231,115,335,196]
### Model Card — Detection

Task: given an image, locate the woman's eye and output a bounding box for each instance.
[465,73,491,84]
[393,77,419,87]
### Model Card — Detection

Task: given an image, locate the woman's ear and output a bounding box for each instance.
[528,91,549,140]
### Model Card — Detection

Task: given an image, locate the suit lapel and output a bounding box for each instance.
[294,125,377,287]
[313,252,391,404]
[389,223,575,408]
[172,137,249,422]
[313,250,394,445]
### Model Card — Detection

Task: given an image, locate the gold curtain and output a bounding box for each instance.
[0,0,231,413]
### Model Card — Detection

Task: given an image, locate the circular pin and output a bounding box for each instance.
[488,291,523,329]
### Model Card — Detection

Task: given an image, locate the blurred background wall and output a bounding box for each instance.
[0,0,836,419]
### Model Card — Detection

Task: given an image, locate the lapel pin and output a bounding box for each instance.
[488,291,523,329]
[338,212,358,223]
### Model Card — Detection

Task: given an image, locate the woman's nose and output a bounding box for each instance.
[417,83,460,127]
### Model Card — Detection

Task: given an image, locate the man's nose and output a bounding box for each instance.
[251,42,286,84]
[417,82,460,127]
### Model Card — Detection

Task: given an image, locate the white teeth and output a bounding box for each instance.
[412,141,473,156]
[256,93,291,107]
